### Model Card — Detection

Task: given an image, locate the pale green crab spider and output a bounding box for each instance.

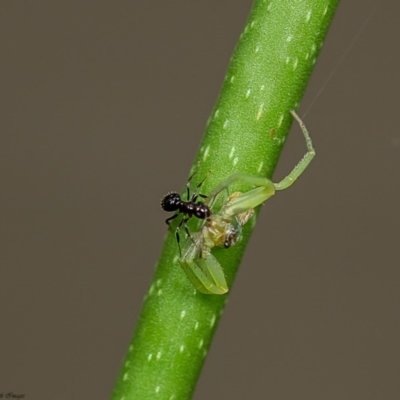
[179,110,315,294]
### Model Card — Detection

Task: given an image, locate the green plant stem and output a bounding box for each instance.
[111,1,339,399]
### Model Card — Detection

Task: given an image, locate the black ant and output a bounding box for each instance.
[161,173,211,255]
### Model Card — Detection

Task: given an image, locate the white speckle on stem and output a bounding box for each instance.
[156,351,162,360]
[210,315,216,328]
[257,103,264,120]
[229,147,235,159]
[149,283,155,296]
[311,43,317,55]
[257,161,264,173]
[148,353,153,362]
[203,145,210,161]
[279,136,286,146]
[233,157,239,166]
[180,310,186,320]
[223,120,229,129]
[277,114,284,128]
[246,89,251,98]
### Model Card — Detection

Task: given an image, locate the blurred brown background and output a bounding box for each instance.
[1,1,399,399]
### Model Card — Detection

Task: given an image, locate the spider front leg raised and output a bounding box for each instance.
[274,110,315,191]
[206,110,315,219]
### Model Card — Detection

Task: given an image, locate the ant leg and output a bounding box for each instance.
[187,171,198,182]
[175,221,183,256]
[185,176,193,200]
[274,110,315,190]
[183,221,195,245]
[175,231,182,256]
[165,213,179,225]
[191,172,210,201]
[175,216,193,256]
[185,170,201,200]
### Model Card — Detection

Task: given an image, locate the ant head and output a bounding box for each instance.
[161,192,181,212]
